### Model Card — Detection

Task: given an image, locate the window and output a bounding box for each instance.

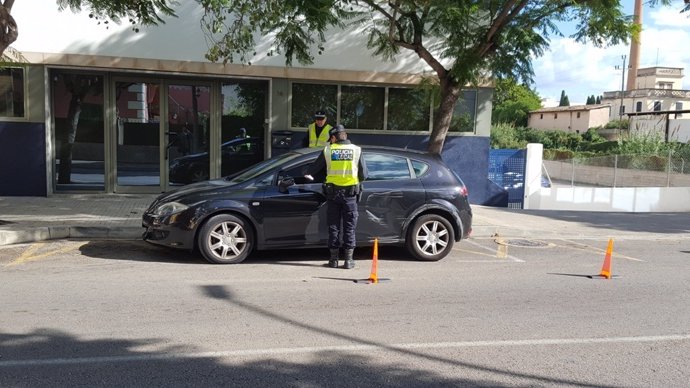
[341,85,384,130]
[576,112,581,118]
[620,105,625,114]
[448,90,477,132]
[636,101,642,112]
[290,82,478,134]
[654,101,661,111]
[388,87,430,131]
[554,113,558,119]
[0,67,25,118]
[290,83,338,127]
[364,153,411,180]
[539,114,543,119]
[675,102,683,110]
[411,160,429,177]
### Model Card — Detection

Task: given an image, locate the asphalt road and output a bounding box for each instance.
[1,236,689,387]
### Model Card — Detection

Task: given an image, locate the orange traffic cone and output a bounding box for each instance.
[599,238,613,279]
[590,238,614,279]
[367,238,379,283]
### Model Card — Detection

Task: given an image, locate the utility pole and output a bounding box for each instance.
[615,55,627,122]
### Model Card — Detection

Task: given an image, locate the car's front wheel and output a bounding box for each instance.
[198,214,254,264]
[406,214,454,261]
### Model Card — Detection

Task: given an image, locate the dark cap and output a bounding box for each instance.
[329,124,346,136]
[314,110,327,119]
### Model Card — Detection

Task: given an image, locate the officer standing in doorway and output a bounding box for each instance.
[305,125,368,269]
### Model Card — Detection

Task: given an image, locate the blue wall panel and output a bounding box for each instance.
[0,122,47,196]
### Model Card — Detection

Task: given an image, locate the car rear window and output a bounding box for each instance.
[364,153,412,180]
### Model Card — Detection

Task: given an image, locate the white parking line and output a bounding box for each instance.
[462,239,525,262]
[2,334,688,367]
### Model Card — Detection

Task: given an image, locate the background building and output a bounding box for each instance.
[0,3,495,204]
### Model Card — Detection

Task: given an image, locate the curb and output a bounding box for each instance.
[0,227,143,246]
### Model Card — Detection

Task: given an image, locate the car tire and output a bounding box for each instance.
[406,214,454,261]
[198,214,253,264]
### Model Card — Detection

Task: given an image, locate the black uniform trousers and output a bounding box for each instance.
[326,188,358,250]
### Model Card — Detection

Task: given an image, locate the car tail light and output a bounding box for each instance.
[458,185,468,197]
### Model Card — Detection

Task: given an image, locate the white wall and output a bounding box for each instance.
[11,2,434,75]
[523,144,690,212]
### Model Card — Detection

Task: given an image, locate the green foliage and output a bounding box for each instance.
[558,90,570,107]
[56,0,177,31]
[605,119,629,129]
[490,123,527,149]
[492,79,542,126]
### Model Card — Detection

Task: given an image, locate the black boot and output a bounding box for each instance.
[328,248,339,268]
[343,248,355,269]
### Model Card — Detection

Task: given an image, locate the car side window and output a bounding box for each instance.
[278,163,324,185]
[364,153,412,181]
[411,160,429,177]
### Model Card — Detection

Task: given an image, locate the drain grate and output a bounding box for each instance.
[503,239,550,248]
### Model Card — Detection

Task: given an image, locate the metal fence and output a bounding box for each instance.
[543,150,690,188]
[488,149,526,208]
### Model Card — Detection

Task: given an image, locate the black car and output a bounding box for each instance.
[169,137,263,184]
[143,146,473,264]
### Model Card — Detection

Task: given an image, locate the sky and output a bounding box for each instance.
[531,3,690,106]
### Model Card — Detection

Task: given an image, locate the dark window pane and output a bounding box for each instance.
[388,87,430,131]
[364,153,411,180]
[52,71,105,189]
[341,85,384,130]
[448,90,477,133]
[221,80,267,177]
[291,83,337,127]
[0,68,25,118]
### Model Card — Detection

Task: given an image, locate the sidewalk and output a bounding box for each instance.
[1,194,689,246]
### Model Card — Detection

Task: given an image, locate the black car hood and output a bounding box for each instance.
[156,179,232,204]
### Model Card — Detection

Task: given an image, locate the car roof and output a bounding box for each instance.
[292,145,432,158]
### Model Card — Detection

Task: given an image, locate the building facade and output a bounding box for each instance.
[602,67,690,142]
[0,3,494,203]
[527,105,611,133]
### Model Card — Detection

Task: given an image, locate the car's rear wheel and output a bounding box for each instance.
[198,214,253,264]
[406,214,454,261]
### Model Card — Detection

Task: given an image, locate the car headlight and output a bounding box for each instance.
[153,201,189,216]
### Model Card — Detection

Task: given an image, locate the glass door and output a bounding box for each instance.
[113,80,163,192]
[167,83,211,186]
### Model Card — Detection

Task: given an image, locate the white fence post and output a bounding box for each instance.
[523,143,544,210]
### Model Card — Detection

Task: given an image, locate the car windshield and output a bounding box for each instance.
[225,151,303,184]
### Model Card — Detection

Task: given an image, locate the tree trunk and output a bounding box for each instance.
[428,77,461,155]
[0,4,18,58]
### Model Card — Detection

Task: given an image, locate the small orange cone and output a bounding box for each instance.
[599,238,613,279]
[589,238,614,279]
[367,238,379,283]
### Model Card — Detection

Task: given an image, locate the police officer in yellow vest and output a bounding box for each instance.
[304,125,368,269]
[307,110,332,148]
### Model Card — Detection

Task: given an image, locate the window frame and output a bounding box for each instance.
[0,66,28,121]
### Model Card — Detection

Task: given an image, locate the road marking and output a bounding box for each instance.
[5,242,83,267]
[464,239,525,262]
[558,239,644,262]
[1,334,688,367]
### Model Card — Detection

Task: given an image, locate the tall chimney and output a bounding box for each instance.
[627,0,643,91]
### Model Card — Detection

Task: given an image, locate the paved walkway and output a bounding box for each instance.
[1,194,689,246]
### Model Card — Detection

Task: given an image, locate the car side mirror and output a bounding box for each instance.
[278,177,295,193]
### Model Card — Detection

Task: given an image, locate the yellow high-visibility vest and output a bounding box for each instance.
[308,123,332,148]
[324,143,361,186]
